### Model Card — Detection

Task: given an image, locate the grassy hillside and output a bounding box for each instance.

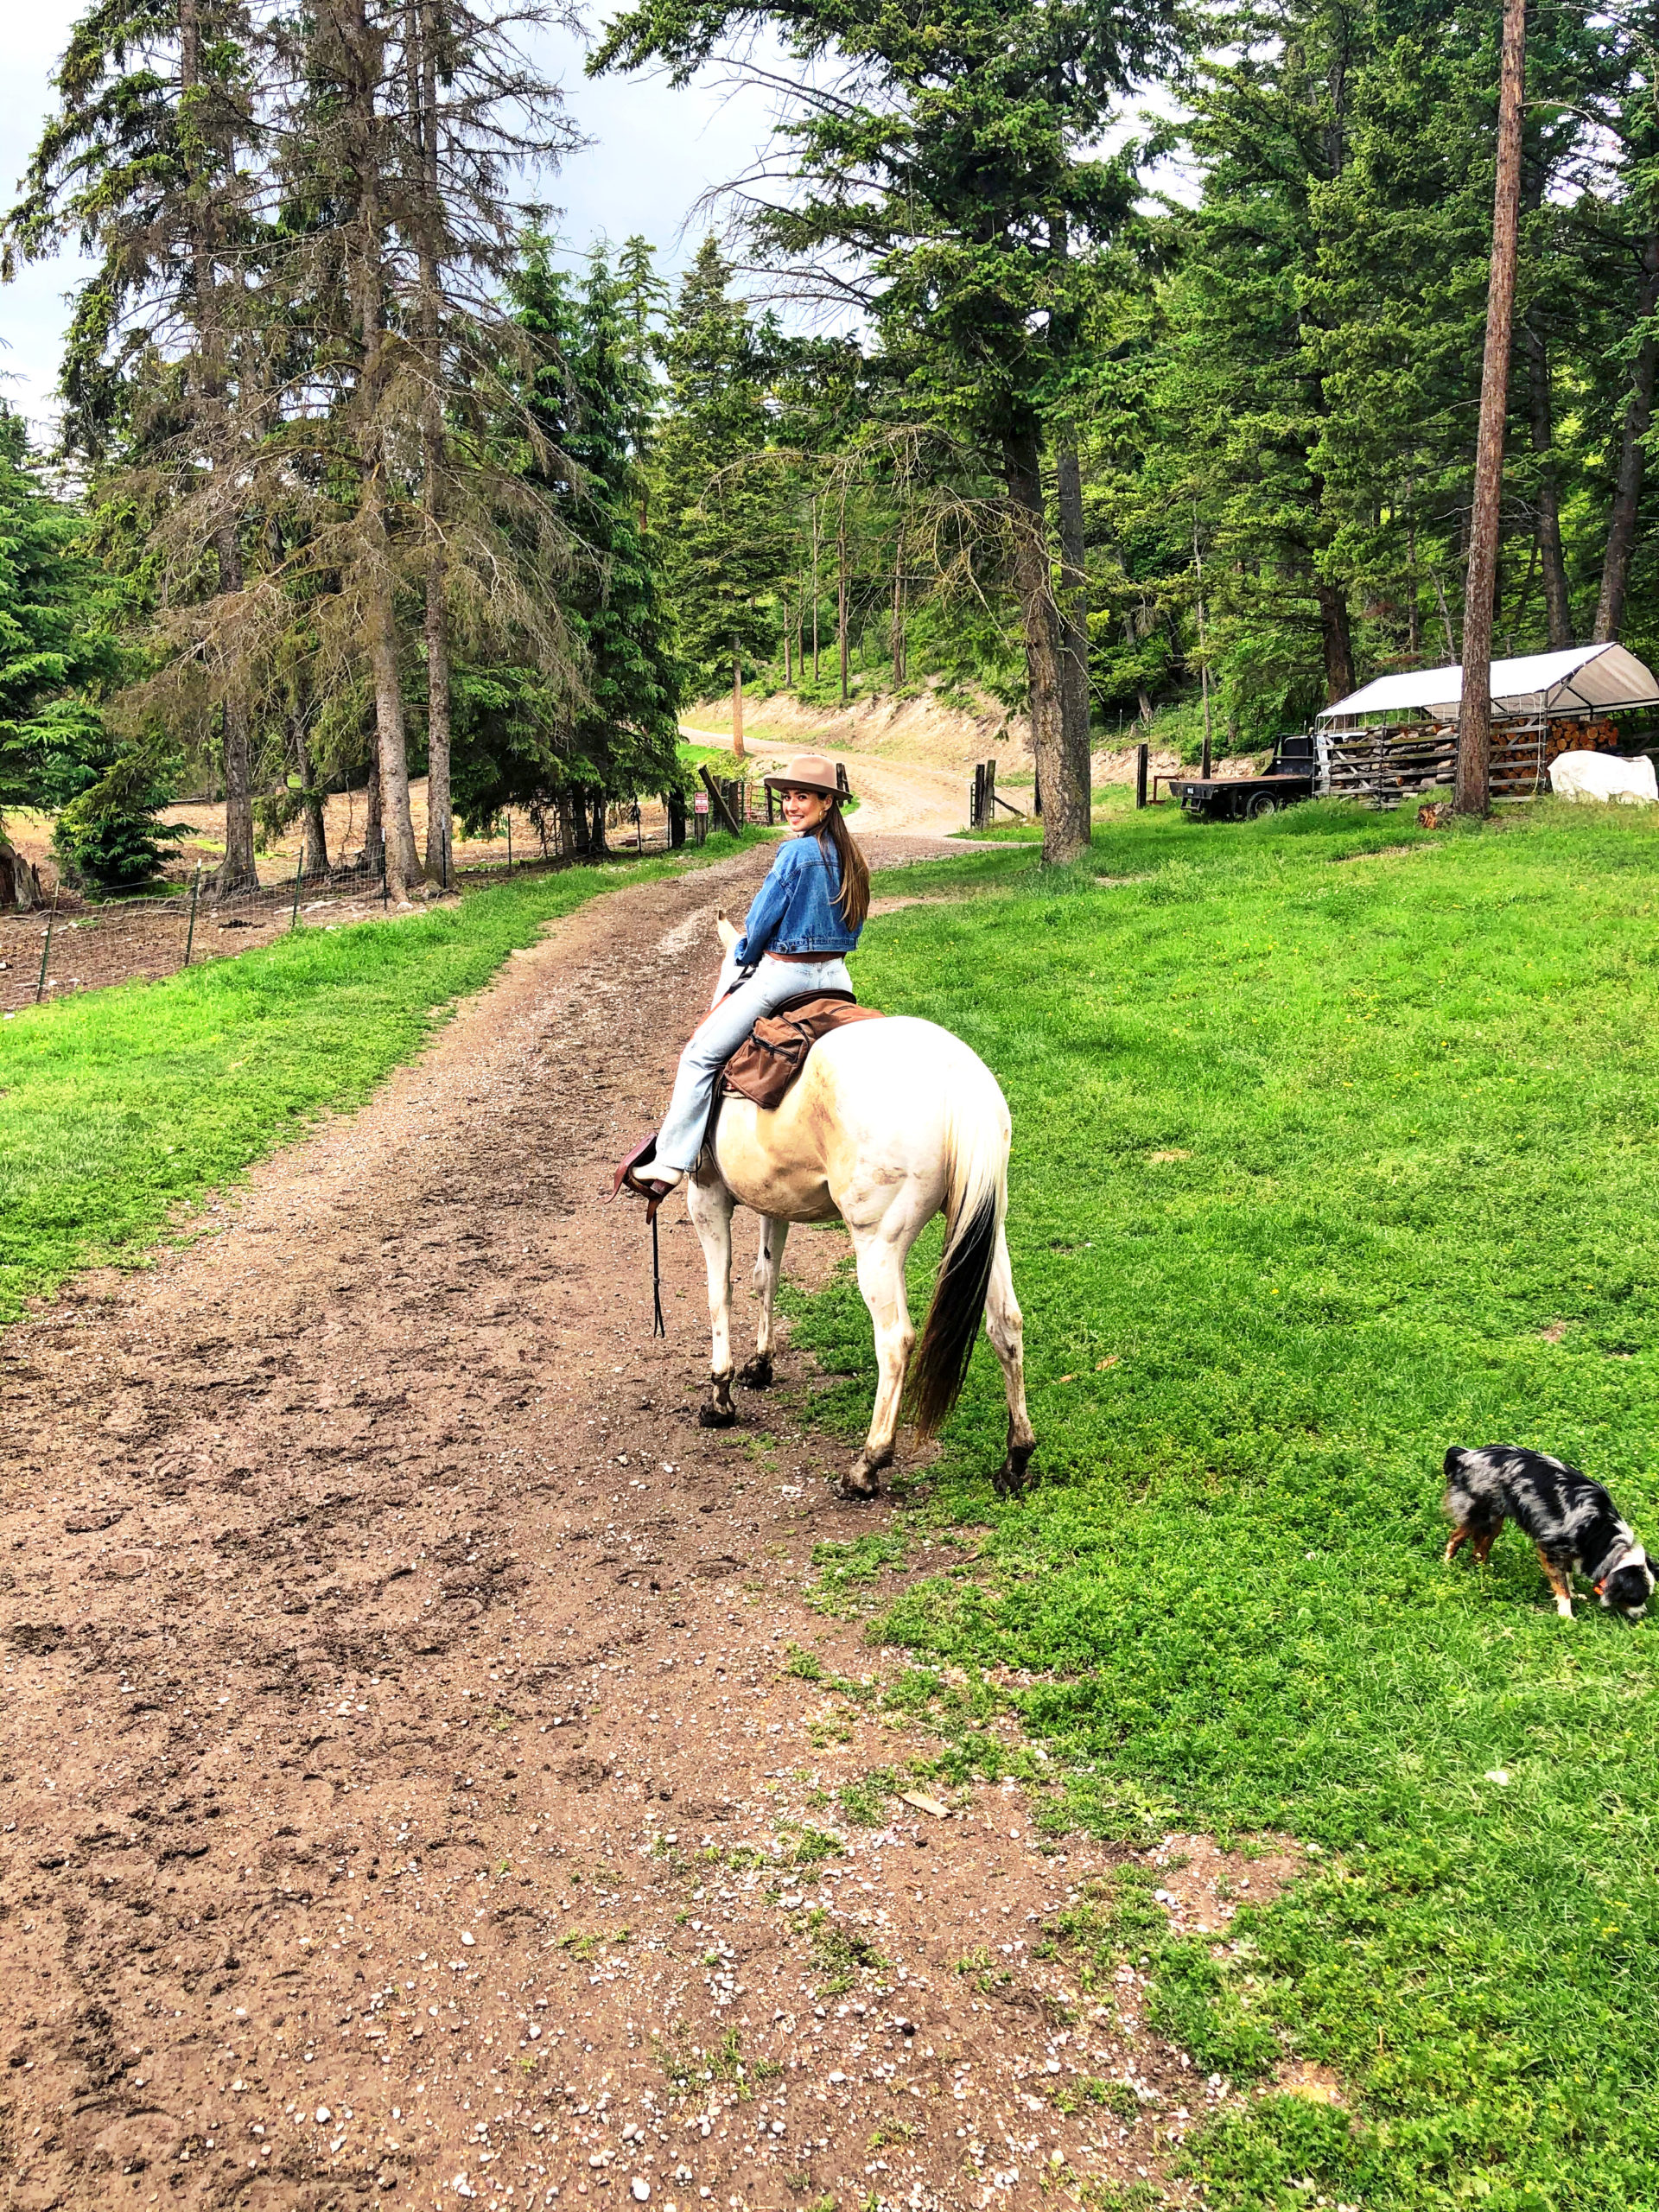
[796,798,1659,2210]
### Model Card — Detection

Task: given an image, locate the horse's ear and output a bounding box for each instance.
[715,909,740,953]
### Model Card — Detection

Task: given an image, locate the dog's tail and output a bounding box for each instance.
[906,1054,1009,1444]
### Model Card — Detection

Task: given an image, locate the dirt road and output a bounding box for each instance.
[0,842,1254,2212]
[681,733,974,842]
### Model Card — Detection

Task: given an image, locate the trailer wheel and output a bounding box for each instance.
[1245,791,1280,819]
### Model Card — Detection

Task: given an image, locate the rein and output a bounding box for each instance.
[650,1201,666,1338]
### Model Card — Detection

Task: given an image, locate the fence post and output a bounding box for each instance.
[290,848,305,931]
[35,888,59,1005]
[506,811,512,870]
[183,864,201,968]
[1135,742,1149,809]
[381,849,389,911]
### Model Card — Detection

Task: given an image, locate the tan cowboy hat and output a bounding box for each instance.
[762,751,844,799]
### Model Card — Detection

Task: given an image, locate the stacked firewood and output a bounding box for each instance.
[1544,717,1621,761]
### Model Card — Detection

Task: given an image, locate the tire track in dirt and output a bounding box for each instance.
[0,841,1268,2212]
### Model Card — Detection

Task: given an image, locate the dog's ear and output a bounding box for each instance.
[1442,1445,1467,1478]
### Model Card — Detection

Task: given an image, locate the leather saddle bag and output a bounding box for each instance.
[721,990,885,1111]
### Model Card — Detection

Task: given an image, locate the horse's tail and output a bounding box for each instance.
[906,1062,1008,1443]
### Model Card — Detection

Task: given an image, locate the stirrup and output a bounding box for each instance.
[610,1132,677,1218]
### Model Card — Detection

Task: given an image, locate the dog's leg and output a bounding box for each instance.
[1445,1525,1471,1563]
[1471,1531,1497,1567]
[1536,1545,1575,1618]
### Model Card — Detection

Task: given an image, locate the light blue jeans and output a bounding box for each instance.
[656,950,854,1171]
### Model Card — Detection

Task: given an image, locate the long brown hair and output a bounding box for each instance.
[817,801,870,931]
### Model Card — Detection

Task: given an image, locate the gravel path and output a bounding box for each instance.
[0,838,1271,2212]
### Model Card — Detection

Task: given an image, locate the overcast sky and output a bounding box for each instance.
[0,3,781,442]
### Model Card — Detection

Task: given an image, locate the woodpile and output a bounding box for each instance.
[1325,712,1629,807]
[1543,716,1620,762]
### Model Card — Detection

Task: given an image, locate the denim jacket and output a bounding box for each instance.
[733,831,861,963]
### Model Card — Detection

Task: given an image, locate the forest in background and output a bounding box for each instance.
[3,0,1659,897]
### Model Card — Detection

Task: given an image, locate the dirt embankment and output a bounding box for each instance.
[690,690,1261,797]
[0,836,1283,2212]
[688,689,1027,778]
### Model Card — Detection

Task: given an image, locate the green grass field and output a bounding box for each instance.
[0,835,753,1328]
[793,798,1659,2210]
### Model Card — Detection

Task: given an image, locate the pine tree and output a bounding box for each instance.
[653,238,786,755]
[7,0,270,892]
[474,242,681,841]
[0,409,121,906]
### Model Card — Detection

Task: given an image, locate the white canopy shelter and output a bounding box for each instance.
[1318,642,1659,724]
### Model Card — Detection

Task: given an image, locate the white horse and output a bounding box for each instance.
[683,914,1034,1497]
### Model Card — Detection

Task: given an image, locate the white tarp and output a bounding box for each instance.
[1548,750,1658,804]
[1318,642,1659,723]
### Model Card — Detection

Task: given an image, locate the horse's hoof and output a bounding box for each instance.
[738,1355,774,1389]
[837,1474,879,1501]
[698,1402,737,1429]
[995,1446,1035,1497]
[840,1451,887,1500]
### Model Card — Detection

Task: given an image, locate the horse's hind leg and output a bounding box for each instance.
[687,1171,738,1427]
[741,1217,789,1389]
[842,1222,917,1500]
[985,1227,1035,1496]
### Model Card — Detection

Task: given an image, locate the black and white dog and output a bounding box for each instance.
[1443,1446,1654,1621]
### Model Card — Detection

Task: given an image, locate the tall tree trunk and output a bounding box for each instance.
[181,0,257,896]
[364,753,385,874]
[365,522,419,897]
[1004,429,1087,864]
[214,537,258,894]
[1457,0,1526,814]
[1314,580,1357,703]
[0,834,43,911]
[290,709,328,874]
[1522,323,1573,648]
[783,588,792,688]
[411,0,452,886]
[836,499,849,707]
[340,0,421,897]
[732,644,746,759]
[1593,226,1659,644]
[1048,216,1090,800]
[810,502,820,683]
[1406,513,1422,657]
[892,544,906,687]
[1055,442,1090,780]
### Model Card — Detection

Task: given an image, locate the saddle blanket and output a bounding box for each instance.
[721,990,886,1111]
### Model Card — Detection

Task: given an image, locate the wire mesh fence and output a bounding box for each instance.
[0,785,772,1018]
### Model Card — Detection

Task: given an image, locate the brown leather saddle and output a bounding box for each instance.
[610,991,885,1207]
[720,989,886,1110]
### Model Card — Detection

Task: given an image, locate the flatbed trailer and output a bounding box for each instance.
[1168,734,1318,821]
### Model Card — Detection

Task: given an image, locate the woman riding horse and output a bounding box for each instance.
[621,753,1033,1497]
[637,753,868,1198]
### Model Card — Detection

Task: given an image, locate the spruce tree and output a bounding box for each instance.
[0,409,120,906]
[653,238,785,754]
